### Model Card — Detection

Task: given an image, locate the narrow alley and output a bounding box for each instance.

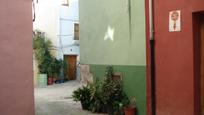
[35,81,107,115]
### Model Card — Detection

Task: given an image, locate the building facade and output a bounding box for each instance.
[79,0,146,114]
[0,0,34,115]
[1,0,204,115]
[146,0,204,114]
[33,0,79,59]
[33,0,80,82]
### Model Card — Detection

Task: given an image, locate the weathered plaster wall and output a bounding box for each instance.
[0,0,34,115]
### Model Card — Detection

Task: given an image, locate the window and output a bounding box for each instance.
[62,0,69,6]
[74,23,79,40]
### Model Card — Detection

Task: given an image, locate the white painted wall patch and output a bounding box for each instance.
[104,26,115,42]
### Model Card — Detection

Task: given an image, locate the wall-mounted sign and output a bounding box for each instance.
[169,10,181,32]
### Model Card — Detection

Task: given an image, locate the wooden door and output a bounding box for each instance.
[200,16,204,115]
[64,55,77,80]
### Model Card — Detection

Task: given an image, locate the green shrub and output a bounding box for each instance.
[72,85,92,110]
[33,30,53,74]
[72,66,131,115]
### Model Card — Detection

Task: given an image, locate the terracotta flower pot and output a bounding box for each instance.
[48,77,53,85]
[124,107,136,115]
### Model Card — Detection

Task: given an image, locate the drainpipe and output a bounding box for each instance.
[149,0,156,115]
[32,0,35,22]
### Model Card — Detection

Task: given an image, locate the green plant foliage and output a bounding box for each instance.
[33,30,53,75]
[33,30,68,81]
[72,66,132,115]
[102,66,124,114]
[89,80,107,113]
[72,85,92,110]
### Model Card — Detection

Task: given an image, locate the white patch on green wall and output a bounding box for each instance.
[104,26,115,42]
[79,0,146,66]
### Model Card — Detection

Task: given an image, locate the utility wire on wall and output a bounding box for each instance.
[57,34,73,37]
[60,18,79,22]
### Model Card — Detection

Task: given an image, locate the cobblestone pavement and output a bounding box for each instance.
[35,80,107,115]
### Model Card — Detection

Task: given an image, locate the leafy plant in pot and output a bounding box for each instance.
[51,59,61,84]
[47,58,56,85]
[102,80,121,114]
[89,80,107,113]
[123,97,136,115]
[89,66,127,114]
[72,85,92,110]
[71,65,132,115]
[102,66,124,114]
[33,30,53,86]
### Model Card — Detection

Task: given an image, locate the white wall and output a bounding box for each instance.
[33,0,79,58]
[58,0,79,60]
[58,0,80,80]
[33,0,61,47]
[33,0,80,80]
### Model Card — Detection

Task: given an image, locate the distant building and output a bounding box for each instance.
[33,0,80,83]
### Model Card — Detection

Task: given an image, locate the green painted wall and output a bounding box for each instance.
[79,0,146,65]
[79,0,146,114]
[90,65,146,115]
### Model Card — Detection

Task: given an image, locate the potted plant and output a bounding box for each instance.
[72,85,92,110]
[102,66,124,114]
[51,58,59,84]
[72,66,132,115]
[89,80,107,113]
[88,66,126,114]
[33,30,53,87]
[47,58,55,85]
[123,97,136,115]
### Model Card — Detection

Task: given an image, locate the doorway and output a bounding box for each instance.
[201,15,204,115]
[64,55,77,80]
[195,12,204,115]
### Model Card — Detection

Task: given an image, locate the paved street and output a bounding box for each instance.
[35,81,107,115]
